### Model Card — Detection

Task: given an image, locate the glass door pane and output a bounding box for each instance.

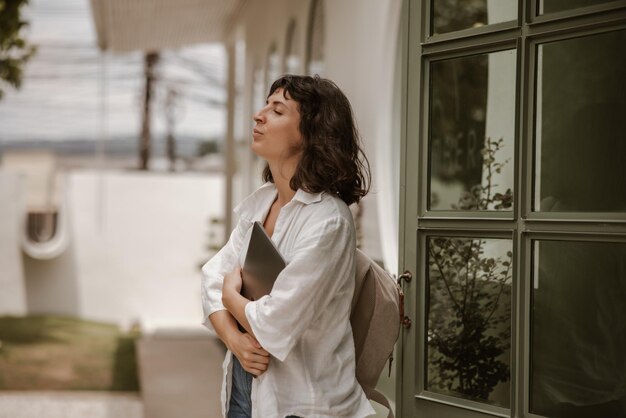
[538,0,618,15]
[531,240,626,418]
[429,50,516,211]
[431,0,517,35]
[534,29,626,213]
[427,236,513,408]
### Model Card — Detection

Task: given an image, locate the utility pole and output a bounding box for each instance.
[140,51,159,170]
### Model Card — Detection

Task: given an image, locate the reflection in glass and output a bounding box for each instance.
[431,0,517,35]
[539,0,615,15]
[531,240,626,418]
[534,30,626,212]
[427,237,512,407]
[429,50,515,211]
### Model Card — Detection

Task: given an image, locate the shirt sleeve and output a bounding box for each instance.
[201,217,250,334]
[244,215,355,361]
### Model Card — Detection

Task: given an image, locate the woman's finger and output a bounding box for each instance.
[244,360,268,372]
[253,347,269,357]
[249,353,270,365]
[242,334,270,356]
[245,365,267,376]
[241,364,257,375]
[240,355,270,372]
[239,350,269,366]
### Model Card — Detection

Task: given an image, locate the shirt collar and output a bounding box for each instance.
[292,188,323,205]
[234,182,323,220]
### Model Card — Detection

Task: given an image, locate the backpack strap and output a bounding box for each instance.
[363,386,394,418]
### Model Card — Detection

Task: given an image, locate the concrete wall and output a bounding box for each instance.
[1,169,223,330]
[0,171,28,315]
[324,0,402,271]
[66,170,223,329]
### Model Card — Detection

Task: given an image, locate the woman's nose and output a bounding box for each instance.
[253,110,264,124]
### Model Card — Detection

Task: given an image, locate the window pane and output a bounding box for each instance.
[431,0,517,35]
[534,30,626,212]
[429,50,516,211]
[426,237,512,408]
[531,240,626,418]
[539,0,616,15]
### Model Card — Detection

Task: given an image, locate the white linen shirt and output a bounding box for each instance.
[201,182,375,418]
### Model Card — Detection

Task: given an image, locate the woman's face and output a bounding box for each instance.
[251,88,303,165]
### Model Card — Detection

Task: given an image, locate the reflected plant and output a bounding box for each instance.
[427,138,513,403]
[452,137,512,211]
[433,0,487,34]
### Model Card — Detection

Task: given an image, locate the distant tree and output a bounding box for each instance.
[0,0,36,100]
[196,139,219,157]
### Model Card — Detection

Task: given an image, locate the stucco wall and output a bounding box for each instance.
[0,171,28,315]
[2,169,223,330]
[67,170,223,329]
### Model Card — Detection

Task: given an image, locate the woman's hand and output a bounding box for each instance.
[209,310,269,376]
[226,331,270,376]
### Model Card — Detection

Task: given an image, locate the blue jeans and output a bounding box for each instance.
[228,355,253,418]
[228,355,300,418]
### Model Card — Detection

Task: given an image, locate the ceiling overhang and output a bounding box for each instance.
[90,0,246,53]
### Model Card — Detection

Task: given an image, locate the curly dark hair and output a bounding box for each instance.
[262,75,370,206]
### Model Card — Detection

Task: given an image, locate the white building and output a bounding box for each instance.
[0,1,402,415]
[5,1,623,417]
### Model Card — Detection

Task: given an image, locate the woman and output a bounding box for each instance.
[201,75,375,418]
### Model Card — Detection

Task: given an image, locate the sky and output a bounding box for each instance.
[0,0,226,143]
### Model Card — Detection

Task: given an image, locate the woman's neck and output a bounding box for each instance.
[272,173,296,207]
[268,160,298,207]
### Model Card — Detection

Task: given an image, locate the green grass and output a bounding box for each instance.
[0,315,140,391]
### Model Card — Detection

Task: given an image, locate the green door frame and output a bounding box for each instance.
[397,0,626,417]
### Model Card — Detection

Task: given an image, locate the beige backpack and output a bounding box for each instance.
[351,249,403,418]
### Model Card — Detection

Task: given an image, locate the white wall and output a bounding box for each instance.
[67,170,223,329]
[0,171,28,315]
[324,0,402,271]
[6,169,223,330]
[229,0,402,269]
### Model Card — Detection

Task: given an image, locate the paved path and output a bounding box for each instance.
[0,330,225,418]
[137,331,225,418]
[0,391,143,418]
[0,331,392,418]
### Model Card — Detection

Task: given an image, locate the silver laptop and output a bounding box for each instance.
[239,221,286,301]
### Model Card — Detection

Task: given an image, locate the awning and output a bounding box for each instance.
[89,0,246,53]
